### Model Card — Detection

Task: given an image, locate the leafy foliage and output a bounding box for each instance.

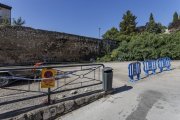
[168,20,180,30]
[0,16,10,26]
[13,17,25,26]
[99,32,180,62]
[169,12,180,30]
[102,27,119,40]
[145,13,164,33]
[119,10,137,35]
[99,11,180,62]
[173,12,179,23]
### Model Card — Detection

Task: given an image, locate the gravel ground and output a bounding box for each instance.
[58,61,180,120]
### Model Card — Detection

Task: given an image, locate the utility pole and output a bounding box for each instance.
[99,27,101,39]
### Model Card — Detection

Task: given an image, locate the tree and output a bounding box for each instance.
[146,13,156,33]
[173,12,179,23]
[168,20,180,30]
[102,27,119,40]
[119,10,137,35]
[168,12,180,31]
[0,16,10,26]
[149,13,155,23]
[136,26,146,33]
[13,17,25,26]
[146,13,163,33]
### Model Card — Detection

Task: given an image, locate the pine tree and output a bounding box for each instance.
[146,13,156,33]
[146,13,162,33]
[13,17,25,26]
[119,10,137,35]
[149,13,155,23]
[173,12,178,22]
[168,12,180,30]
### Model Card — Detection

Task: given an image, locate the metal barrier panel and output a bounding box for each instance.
[157,57,171,72]
[143,60,157,76]
[0,63,104,105]
[128,62,141,82]
[164,57,171,70]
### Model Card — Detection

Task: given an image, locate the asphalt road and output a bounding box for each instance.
[58,61,180,120]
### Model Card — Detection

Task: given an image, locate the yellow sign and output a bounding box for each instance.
[41,78,55,88]
[41,68,57,88]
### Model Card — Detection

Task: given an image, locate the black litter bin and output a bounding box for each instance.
[102,67,113,91]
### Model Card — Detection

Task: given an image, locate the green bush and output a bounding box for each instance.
[99,31,180,61]
[97,54,112,62]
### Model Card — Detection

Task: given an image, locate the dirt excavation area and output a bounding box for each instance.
[59,61,180,120]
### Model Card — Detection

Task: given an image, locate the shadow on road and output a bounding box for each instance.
[112,85,133,94]
[138,68,175,81]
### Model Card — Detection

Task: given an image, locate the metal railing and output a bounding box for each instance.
[0,63,104,104]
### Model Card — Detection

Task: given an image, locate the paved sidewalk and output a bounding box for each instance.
[58,62,180,120]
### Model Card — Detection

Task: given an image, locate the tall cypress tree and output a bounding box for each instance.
[146,13,162,33]
[173,12,178,22]
[146,13,156,33]
[119,10,137,35]
[168,12,180,30]
[149,13,155,23]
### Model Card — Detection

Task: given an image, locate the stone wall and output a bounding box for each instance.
[0,26,117,65]
[11,91,105,120]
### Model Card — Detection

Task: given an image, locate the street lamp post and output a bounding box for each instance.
[99,27,101,39]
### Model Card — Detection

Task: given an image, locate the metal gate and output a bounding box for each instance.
[0,63,104,105]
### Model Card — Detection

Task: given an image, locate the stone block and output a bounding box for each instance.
[14,114,26,120]
[43,108,51,120]
[94,92,105,99]
[24,110,43,120]
[64,100,75,112]
[32,111,43,120]
[85,94,96,103]
[49,107,57,117]
[56,103,65,115]
[75,97,85,106]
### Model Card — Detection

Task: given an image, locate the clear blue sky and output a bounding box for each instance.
[1,0,180,38]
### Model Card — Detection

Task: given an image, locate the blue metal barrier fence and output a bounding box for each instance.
[128,62,141,82]
[157,57,171,72]
[143,60,157,76]
[128,57,171,82]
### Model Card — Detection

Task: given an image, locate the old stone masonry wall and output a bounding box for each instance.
[0,26,116,65]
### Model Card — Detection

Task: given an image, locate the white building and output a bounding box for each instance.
[0,3,12,24]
